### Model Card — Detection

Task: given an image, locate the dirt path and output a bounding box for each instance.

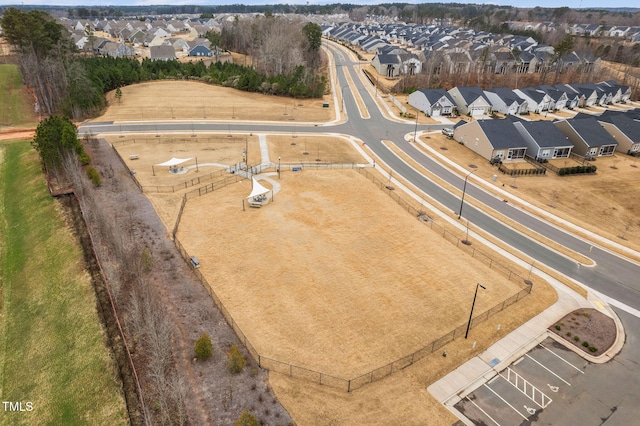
[0,129,35,140]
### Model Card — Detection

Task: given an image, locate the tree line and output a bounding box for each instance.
[0,8,325,121]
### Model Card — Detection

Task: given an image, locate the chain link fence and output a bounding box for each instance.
[170,166,533,392]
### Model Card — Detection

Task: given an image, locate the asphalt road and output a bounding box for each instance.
[79,41,640,314]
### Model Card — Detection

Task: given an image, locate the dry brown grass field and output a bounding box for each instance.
[97,80,571,424]
[176,169,531,379]
[418,131,640,253]
[96,80,334,123]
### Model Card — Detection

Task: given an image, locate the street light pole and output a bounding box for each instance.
[278,156,281,179]
[465,283,486,339]
[413,110,419,142]
[458,169,477,219]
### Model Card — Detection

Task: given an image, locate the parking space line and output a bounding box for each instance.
[500,368,552,408]
[465,396,502,426]
[484,384,529,421]
[525,354,571,385]
[539,343,585,374]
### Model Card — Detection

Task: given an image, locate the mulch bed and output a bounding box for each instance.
[548,308,616,357]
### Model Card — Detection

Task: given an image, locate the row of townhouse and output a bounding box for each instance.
[325,22,600,78]
[408,81,631,118]
[59,17,221,60]
[451,109,640,164]
[569,24,640,41]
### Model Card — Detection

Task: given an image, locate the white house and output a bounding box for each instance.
[408,88,455,117]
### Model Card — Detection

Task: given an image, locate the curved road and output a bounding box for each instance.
[80,41,640,314]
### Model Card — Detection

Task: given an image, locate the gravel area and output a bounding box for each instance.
[549,308,616,357]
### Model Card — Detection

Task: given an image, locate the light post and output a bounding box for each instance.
[458,169,477,219]
[413,110,419,142]
[278,156,281,179]
[465,283,486,339]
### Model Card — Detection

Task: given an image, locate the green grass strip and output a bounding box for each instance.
[0,65,38,127]
[0,141,127,425]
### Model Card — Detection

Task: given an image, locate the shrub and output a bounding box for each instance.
[194,333,214,360]
[227,345,245,373]
[78,152,91,165]
[574,335,580,341]
[86,166,102,186]
[555,325,561,330]
[566,332,572,337]
[235,409,258,426]
[559,168,566,176]
[589,346,598,352]
[582,341,590,347]
[141,246,154,272]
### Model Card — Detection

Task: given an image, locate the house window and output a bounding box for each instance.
[589,147,598,156]
[599,145,615,156]
[541,149,551,158]
[495,150,505,158]
[508,148,526,159]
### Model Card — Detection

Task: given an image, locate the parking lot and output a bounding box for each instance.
[455,337,588,425]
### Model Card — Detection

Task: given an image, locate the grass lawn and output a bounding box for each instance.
[0,65,38,128]
[0,141,128,425]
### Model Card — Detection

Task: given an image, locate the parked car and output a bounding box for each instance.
[442,128,454,137]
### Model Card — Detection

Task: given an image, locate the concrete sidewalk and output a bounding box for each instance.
[427,272,625,424]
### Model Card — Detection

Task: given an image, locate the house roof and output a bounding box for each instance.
[376,54,400,64]
[597,114,640,141]
[561,118,618,147]
[477,119,528,149]
[150,45,176,60]
[415,88,454,105]
[454,86,490,105]
[516,121,572,148]
[485,87,525,105]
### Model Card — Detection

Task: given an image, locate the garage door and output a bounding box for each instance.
[471,107,484,117]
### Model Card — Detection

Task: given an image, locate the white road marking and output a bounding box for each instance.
[539,344,585,374]
[466,396,502,426]
[484,384,529,421]
[525,354,571,385]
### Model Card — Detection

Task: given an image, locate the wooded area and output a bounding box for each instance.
[0,9,326,120]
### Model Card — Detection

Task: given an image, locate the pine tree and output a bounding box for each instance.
[194,333,213,360]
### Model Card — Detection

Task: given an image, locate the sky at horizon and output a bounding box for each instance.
[0,1,639,10]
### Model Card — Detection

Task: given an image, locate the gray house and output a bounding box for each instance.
[596,112,640,155]
[150,45,176,61]
[513,121,573,161]
[554,118,618,158]
[448,86,492,117]
[372,53,400,77]
[454,119,528,161]
[484,87,528,115]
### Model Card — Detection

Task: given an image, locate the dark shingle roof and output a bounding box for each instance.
[597,114,640,141]
[563,118,618,147]
[517,121,572,148]
[416,88,454,105]
[477,119,527,149]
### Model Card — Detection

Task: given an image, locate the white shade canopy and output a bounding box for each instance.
[155,157,192,167]
[247,178,270,198]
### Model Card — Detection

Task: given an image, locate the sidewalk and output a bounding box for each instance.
[427,271,625,423]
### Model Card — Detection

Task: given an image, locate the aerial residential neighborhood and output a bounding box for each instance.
[2,2,640,426]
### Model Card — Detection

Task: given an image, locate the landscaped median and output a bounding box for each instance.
[0,141,127,425]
